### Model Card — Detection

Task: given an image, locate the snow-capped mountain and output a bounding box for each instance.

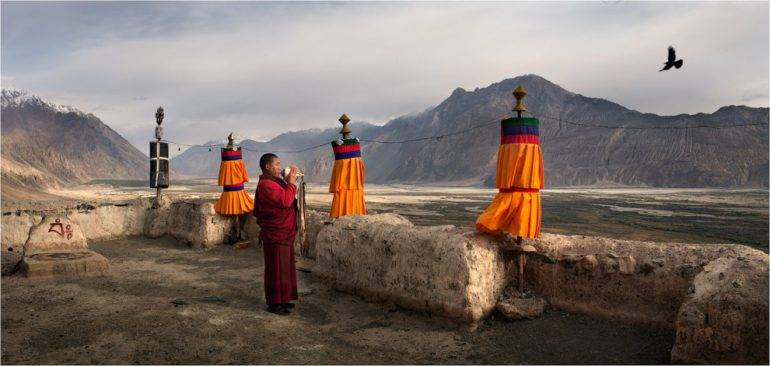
[2,89,84,116]
[1,89,149,200]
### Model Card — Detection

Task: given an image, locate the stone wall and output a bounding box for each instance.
[314,214,509,324]
[1,198,327,267]
[311,215,768,363]
[1,198,264,274]
[71,202,149,241]
[144,198,241,248]
[671,255,769,364]
[2,200,153,251]
[2,198,767,363]
[523,234,765,327]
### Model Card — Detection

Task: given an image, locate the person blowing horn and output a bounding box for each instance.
[253,153,300,315]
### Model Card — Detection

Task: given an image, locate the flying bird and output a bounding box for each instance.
[660,46,684,71]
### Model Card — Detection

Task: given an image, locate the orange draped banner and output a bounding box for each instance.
[476,117,543,238]
[329,139,366,218]
[214,148,255,215]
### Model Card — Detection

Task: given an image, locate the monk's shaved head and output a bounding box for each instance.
[260,153,278,172]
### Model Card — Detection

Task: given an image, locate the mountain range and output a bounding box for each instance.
[171,74,769,188]
[1,89,148,200]
[2,75,767,202]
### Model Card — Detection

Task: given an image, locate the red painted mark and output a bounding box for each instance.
[48,219,73,240]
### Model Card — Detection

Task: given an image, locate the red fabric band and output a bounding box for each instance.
[332,144,361,154]
[499,187,540,193]
[501,134,540,145]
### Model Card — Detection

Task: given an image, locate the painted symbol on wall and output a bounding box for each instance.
[48,218,73,240]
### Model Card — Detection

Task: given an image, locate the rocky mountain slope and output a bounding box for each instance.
[172,74,768,188]
[1,89,149,200]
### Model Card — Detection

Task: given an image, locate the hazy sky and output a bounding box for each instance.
[2,1,768,155]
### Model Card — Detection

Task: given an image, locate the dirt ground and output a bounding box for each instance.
[2,237,675,364]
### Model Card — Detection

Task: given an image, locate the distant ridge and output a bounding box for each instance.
[1,89,149,200]
[172,74,769,188]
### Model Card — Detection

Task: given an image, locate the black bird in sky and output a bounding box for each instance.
[660,46,684,71]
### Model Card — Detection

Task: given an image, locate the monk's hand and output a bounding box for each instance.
[287,165,299,185]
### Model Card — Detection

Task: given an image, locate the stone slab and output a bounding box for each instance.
[21,250,109,278]
[24,215,88,254]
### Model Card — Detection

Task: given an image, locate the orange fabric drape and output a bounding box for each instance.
[329,156,366,218]
[214,190,254,215]
[475,190,541,238]
[476,118,543,238]
[217,160,249,186]
[330,189,366,218]
[214,149,254,215]
[495,143,543,189]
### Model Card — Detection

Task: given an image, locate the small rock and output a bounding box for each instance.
[1,250,23,276]
[200,296,227,304]
[579,255,598,272]
[560,254,582,268]
[678,264,697,278]
[533,252,557,264]
[171,299,189,306]
[496,287,546,320]
[602,257,619,274]
[618,256,636,275]
[640,261,656,274]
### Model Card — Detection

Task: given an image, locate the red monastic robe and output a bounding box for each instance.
[254,174,298,305]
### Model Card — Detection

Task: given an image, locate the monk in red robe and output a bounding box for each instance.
[253,153,299,315]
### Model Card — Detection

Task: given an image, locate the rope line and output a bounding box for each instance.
[162,140,330,154]
[537,113,770,130]
[360,113,510,144]
[163,111,768,151]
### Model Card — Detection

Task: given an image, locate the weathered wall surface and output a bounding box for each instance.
[71,201,149,241]
[1,211,43,274]
[313,216,768,362]
[523,234,765,326]
[1,198,259,258]
[671,255,769,365]
[145,199,239,249]
[296,209,328,258]
[1,211,44,251]
[518,233,769,364]
[1,199,327,255]
[314,214,509,324]
[2,200,151,250]
[24,216,89,253]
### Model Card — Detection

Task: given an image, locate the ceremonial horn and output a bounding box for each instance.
[281,166,304,179]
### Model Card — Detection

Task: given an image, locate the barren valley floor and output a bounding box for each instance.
[17,180,766,251]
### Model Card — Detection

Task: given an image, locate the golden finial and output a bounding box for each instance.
[513,85,527,118]
[225,132,237,150]
[339,114,351,139]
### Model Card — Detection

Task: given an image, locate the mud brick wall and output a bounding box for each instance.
[313,213,509,324]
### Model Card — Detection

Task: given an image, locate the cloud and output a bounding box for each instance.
[2,2,768,152]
